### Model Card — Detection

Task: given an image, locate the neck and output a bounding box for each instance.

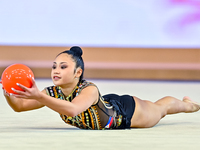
[60,81,79,96]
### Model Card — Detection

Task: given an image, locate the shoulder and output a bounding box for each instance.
[81,84,98,93]
[73,82,99,106]
[78,80,99,104]
[78,80,99,94]
[79,80,98,90]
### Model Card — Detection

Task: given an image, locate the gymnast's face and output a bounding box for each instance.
[51,53,80,87]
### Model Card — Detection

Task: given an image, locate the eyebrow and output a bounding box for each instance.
[53,62,67,64]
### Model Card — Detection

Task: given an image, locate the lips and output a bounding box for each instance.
[53,76,61,80]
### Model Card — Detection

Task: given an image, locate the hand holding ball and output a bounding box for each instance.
[1,64,34,94]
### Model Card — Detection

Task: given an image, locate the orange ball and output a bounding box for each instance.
[1,64,34,94]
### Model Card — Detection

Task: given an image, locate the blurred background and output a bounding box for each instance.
[0,0,200,80]
[1,2,200,149]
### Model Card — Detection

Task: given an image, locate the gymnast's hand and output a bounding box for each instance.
[11,78,42,100]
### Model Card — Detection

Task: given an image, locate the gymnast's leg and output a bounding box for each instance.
[130,96,200,128]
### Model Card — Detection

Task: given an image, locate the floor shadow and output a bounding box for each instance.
[21,127,80,130]
[0,126,80,132]
[154,121,192,127]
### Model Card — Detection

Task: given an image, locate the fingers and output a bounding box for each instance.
[10,93,26,98]
[12,81,35,99]
[11,88,28,99]
[15,78,35,92]
[10,83,28,97]
[3,89,10,97]
[32,77,35,85]
[11,79,38,99]
[1,81,3,90]
[11,88,24,95]
[16,83,28,91]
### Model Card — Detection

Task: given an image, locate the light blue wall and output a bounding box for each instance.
[0,0,200,48]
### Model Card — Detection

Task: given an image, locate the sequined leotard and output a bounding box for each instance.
[45,80,135,130]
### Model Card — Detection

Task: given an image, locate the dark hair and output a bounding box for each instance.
[57,46,84,82]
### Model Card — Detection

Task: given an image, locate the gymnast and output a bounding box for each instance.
[3,46,200,129]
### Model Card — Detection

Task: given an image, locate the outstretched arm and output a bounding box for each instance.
[11,79,99,117]
[3,89,45,112]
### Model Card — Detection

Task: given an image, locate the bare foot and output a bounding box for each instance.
[183,96,200,112]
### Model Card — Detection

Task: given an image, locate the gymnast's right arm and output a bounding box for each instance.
[3,89,45,112]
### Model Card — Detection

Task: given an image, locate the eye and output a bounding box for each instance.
[52,65,56,69]
[61,65,67,69]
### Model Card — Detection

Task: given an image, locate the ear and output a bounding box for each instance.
[75,67,82,78]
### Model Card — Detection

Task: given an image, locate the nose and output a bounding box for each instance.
[53,68,60,74]
[54,71,60,74]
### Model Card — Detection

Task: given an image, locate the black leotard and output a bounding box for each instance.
[45,80,135,129]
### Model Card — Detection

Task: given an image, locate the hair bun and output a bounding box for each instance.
[70,46,83,57]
